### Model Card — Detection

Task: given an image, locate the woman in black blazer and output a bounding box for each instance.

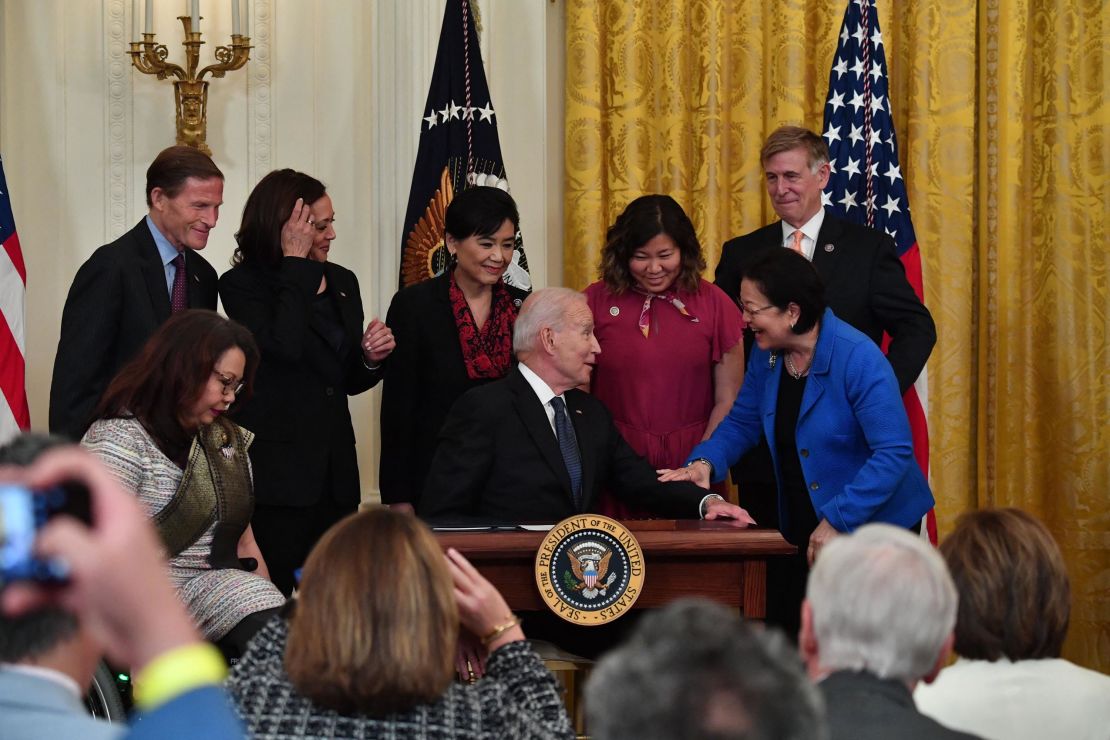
[219,169,395,595]
[380,187,528,510]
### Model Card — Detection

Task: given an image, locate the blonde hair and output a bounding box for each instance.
[285,508,458,715]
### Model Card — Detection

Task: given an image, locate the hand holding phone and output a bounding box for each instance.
[0,481,91,589]
[0,447,198,671]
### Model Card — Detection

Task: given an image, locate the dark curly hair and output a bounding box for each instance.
[599,194,705,294]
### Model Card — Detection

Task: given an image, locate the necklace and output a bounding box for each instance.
[784,353,810,380]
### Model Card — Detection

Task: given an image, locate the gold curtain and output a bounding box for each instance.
[565,0,1109,671]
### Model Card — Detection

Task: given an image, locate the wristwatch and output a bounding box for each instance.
[687,458,714,477]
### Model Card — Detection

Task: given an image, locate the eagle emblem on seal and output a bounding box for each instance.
[568,545,618,599]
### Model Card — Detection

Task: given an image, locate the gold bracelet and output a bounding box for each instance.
[481,615,521,645]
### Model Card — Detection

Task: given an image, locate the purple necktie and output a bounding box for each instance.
[171,253,187,313]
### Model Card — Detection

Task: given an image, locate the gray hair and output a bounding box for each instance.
[512,287,585,357]
[806,524,957,683]
[587,599,827,740]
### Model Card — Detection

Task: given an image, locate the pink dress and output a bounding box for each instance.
[585,278,743,518]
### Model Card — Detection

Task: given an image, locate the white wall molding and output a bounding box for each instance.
[105,0,132,238]
[246,0,274,186]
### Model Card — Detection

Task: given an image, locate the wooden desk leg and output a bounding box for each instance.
[741,560,767,619]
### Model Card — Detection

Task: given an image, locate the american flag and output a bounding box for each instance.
[821,0,936,543]
[0,155,29,444]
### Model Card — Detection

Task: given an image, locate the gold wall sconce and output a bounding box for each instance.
[128,1,251,155]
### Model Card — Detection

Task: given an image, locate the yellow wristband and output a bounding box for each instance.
[133,642,227,711]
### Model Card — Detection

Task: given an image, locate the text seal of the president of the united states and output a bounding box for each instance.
[534,515,645,626]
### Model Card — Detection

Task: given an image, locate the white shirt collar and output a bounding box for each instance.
[780,208,826,261]
[0,663,82,699]
[518,362,558,407]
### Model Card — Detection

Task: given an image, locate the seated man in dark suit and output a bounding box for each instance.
[419,287,754,525]
[801,524,981,740]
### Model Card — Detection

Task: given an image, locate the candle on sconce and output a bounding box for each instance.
[132,0,139,38]
[231,0,240,35]
[191,0,200,31]
[244,0,249,37]
[145,0,153,33]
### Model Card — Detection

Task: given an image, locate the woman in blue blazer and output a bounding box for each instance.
[661,248,932,633]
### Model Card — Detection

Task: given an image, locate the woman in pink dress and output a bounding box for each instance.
[585,194,744,518]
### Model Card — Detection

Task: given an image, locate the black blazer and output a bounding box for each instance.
[820,671,981,740]
[219,258,380,508]
[418,367,709,523]
[379,272,527,507]
[715,215,936,394]
[49,218,217,440]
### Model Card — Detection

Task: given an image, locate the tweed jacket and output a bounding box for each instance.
[227,617,573,740]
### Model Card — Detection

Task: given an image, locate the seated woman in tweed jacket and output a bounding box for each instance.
[227,508,573,740]
[81,309,286,660]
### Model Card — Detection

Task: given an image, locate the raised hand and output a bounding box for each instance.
[280,197,314,259]
[446,547,523,653]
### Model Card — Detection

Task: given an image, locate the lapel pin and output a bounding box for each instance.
[609,306,619,316]
[193,274,200,282]
[824,243,835,252]
[575,409,582,414]
[339,291,347,298]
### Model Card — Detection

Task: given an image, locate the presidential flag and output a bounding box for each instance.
[821,0,936,543]
[0,155,29,444]
[399,0,530,291]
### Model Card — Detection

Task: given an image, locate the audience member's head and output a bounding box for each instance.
[284,508,458,715]
[512,287,600,394]
[587,599,827,740]
[0,434,101,686]
[802,524,957,687]
[941,507,1069,661]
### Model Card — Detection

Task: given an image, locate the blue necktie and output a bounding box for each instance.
[550,396,583,510]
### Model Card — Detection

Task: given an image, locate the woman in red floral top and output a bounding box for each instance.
[380,187,529,510]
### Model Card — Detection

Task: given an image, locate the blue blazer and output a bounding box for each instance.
[688,308,933,536]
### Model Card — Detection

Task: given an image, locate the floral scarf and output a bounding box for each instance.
[449,272,517,379]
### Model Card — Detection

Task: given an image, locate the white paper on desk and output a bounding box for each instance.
[518,524,555,532]
[431,526,500,531]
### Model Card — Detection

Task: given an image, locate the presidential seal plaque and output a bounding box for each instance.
[534,515,645,626]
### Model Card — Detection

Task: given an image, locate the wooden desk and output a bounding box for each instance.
[436,520,795,619]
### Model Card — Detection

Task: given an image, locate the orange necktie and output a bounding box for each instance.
[790,229,804,254]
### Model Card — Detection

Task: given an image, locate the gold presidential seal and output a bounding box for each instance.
[534,515,645,626]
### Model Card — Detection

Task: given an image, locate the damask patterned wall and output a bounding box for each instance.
[564,0,1108,671]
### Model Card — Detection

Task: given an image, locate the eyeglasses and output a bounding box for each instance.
[213,370,245,397]
[740,303,776,319]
